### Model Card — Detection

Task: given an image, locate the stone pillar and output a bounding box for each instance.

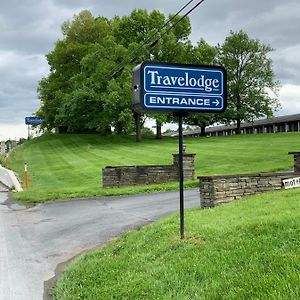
[199,176,216,208]
[288,152,300,172]
[172,153,196,180]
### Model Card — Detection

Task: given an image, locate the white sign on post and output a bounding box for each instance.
[282,177,300,189]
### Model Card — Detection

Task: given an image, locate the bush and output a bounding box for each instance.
[141,127,155,137]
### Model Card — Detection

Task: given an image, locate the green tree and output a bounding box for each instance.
[185,39,218,136]
[38,10,124,133]
[37,9,206,138]
[113,9,193,140]
[36,10,190,133]
[148,113,174,139]
[217,30,280,134]
[102,67,134,134]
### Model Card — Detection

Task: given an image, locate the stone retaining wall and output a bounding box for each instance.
[103,153,195,188]
[199,172,300,208]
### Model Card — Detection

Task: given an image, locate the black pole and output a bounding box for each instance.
[178,113,184,239]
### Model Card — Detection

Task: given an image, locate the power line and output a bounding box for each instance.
[136,0,197,54]
[152,0,206,45]
[109,0,206,79]
[109,0,196,79]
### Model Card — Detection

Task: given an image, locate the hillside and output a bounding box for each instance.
[8,132,300,202]
[53,188,300,299]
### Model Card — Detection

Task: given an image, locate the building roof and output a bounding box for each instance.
[181,113,300,136]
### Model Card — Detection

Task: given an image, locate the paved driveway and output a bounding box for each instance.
[0,189,200,300]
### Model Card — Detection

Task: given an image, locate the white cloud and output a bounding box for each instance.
[0,123,28,141]
[277,84,300,115]
[0,51,47,124]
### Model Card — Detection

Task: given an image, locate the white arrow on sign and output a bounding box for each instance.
[212,99,220,106]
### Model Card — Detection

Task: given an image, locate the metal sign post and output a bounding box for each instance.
[132,61,227,239]
[27,125,30,140]
[178,113,184,239]
[174,111,189,239]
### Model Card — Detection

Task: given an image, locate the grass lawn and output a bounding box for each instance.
[7,132,300,203]
[0,153,5,166]
[53,188,300,300]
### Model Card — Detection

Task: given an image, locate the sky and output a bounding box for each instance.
[1,0,300,140]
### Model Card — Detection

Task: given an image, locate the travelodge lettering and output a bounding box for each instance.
[146,70,220,93]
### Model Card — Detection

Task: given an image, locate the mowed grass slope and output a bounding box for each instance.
[53,188,300,299]
[8,132,300,202]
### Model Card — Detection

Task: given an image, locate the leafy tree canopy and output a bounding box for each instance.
[217,30,280,133]
[37,9,196,135]
[37,12,280,138]
[185,39,218,135]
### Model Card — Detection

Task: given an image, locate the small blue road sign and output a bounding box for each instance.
[25,117,45,125]
[133,61,227,113]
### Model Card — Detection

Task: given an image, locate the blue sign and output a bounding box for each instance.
[133,62,227,113]
[25,117,45,125]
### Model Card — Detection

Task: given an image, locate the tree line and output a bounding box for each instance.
[37,9,280,140]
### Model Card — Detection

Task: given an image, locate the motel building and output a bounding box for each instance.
[181,113,300,137]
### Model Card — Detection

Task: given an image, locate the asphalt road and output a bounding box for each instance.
[0,189,200,300]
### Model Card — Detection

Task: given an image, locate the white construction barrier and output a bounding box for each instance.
[0,166,23,192]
